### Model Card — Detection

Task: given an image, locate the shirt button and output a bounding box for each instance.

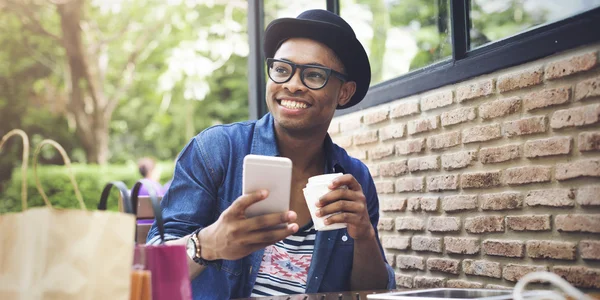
[342,235,348,242]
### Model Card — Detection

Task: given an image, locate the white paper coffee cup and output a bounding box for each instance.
[303,173,347,231]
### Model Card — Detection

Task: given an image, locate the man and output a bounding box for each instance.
[146,9,395,299]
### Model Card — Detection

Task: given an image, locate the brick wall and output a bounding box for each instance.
[329,44,600,290]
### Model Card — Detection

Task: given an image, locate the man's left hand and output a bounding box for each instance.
[315,174,375,240]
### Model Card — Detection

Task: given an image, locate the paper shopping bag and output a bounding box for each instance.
[131,180,192,300]
[0,136,136,300]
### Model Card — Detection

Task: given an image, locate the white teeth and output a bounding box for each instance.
[280,100,308,109]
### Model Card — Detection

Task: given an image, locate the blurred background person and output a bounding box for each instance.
[137,157,164,196]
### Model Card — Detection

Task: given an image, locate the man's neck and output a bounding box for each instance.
[275,126,327,172]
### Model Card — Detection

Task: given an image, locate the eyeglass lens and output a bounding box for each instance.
[269,60,329,89]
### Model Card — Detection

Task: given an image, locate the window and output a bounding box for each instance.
[470,0,600,49]
[247,0,600,118]
[341,0,451,85]
[264,0,327,26]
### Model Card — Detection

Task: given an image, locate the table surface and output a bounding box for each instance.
[233,290,600,300]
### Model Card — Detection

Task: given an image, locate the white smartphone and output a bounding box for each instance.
[242,154,292,219]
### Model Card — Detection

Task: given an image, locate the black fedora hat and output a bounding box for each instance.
[264,9,371,109]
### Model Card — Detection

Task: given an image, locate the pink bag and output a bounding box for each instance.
[131,180,192,300]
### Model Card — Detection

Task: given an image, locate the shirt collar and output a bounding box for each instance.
[251,113,343,174]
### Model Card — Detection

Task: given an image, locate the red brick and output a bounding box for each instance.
[428,217,460,232]
[369,144,395,160]
[446,280,483,289]
[445,237,480,255]
[427,174,459,191]
[457,79,494,102]
[550,103,600,129]
[579,131,600,151]
[380,123,405,141]
[411,236,442,253]
[465,216,505,233]
[461,171,501,189]
[395,138,425,155]
[503,116,547,137]
[427,131,461,150]
[483,239,524,258]
[526,240,576,260]
[506,215,551,231]
[395,273,414,288]
[328,121,340,135]
[503,264,549,282]
[523,87,571,111]
[577,185,600,206]
[407,116,439,135]
[463,259,502,278]
[442,150,477,170]
[340,115,362,132]
[353,130,378,145]
[479,96,521,120]
[375,181,395,194]
[556,214,600,233]
[385,254,395,267]
[408,155,440,172]
[396,177,425,193]
[441,107,477,127]
[503,166,552,185]
[546,52,598,80]
[497,66,543,93]
[581,240,600,260]
[556,158,600,180]
[397,255,425,270]
[553,266,600,289]
[480,144,521,164]
[524,136,571,157]
[378,217,395,231]
[480,192,522,211]
[421,90,453,111]
[348,149,367,160]
[462,124,502,144]
[363,109,389,125]
[422,197,440,211]
[414,277,445,289]
[395,217,425,231]
[442,195,477,212]
[427,258,460,274]
[379,160,408,177]
[381,236,410,250]
[575,75,600,101]
[380,197,407,212]
[390,101,420,119]
[335,135,353,148]
[525,189,575,207]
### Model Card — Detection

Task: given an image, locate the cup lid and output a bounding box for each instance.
[307,173,343,185]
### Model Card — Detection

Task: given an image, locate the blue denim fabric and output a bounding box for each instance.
[146,113,395,299]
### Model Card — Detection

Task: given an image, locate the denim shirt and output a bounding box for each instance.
[146,113,395,299]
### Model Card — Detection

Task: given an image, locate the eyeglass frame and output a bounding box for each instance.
[266,58,348,90]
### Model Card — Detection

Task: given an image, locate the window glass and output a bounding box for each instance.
[470,0,600,49]
[341,0,452,86]
[264,0,327,27]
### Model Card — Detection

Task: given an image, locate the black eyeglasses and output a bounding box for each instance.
[266,58,347,90]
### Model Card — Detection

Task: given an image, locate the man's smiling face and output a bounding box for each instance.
[266,38,355,135]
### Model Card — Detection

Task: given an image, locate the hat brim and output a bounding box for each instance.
[264,18,371,109]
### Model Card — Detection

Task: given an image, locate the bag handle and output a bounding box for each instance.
[131,179,165,244]
[0,129,30,211]
[97,181,133,213]
[32,139,86,210]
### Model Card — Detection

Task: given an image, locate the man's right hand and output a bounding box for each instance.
[198,190,299,261]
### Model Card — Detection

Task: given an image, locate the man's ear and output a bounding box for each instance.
[337,81,357,107]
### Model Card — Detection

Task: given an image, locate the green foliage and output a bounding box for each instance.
[0,162,174,214]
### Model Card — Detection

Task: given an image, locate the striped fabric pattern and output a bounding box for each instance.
[250,223,316,297]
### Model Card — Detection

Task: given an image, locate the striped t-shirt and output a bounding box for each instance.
[250,223,316,297]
